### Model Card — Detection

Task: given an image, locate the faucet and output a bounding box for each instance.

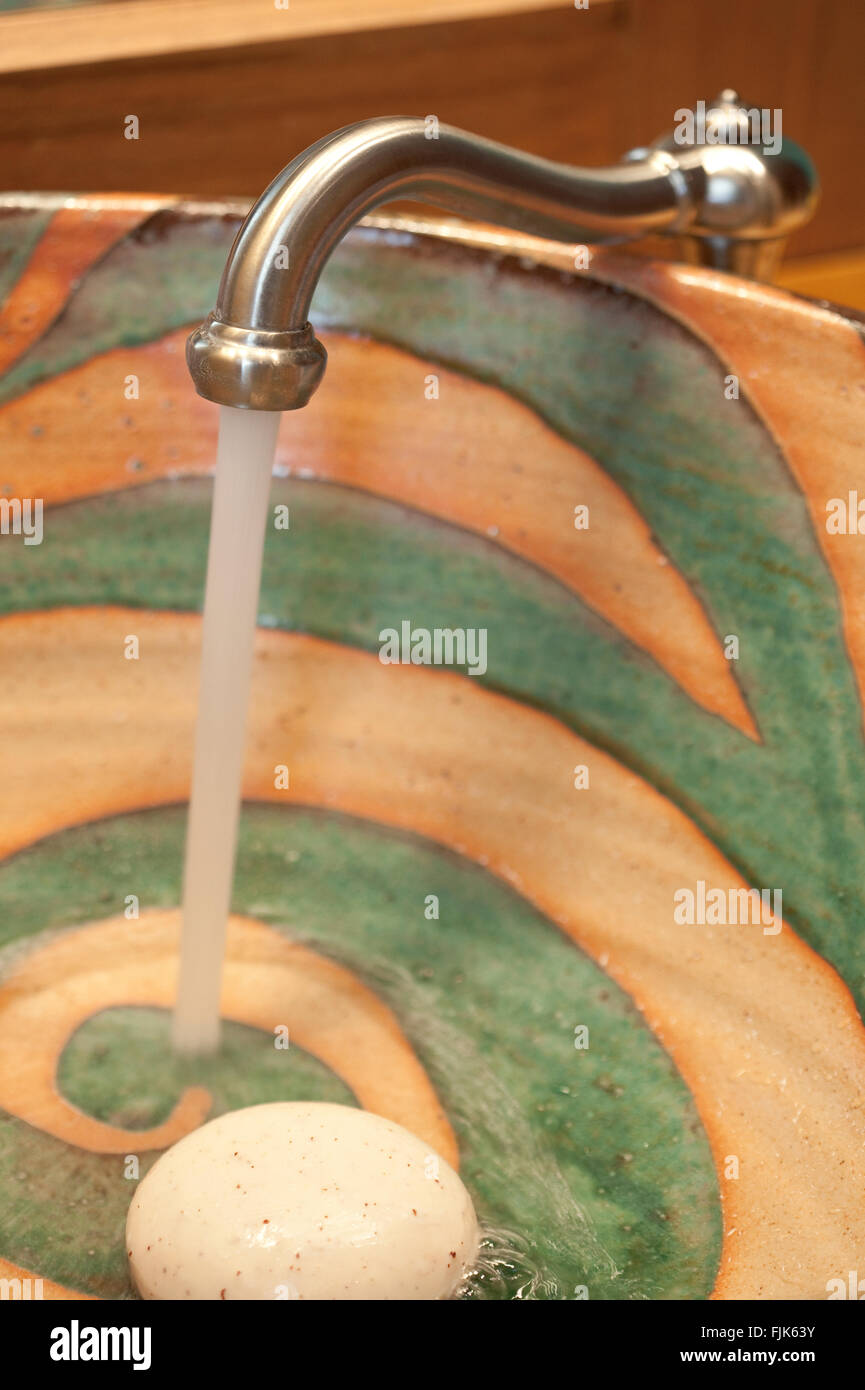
[187,91,817,413]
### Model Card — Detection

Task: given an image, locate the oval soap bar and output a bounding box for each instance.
[126,1101,479,1300]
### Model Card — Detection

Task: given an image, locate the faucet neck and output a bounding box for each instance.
[188,107,817,411]
[218,118,700,334]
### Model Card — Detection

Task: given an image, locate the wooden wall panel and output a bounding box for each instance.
[0,6,629,197]
[0,0,861,259]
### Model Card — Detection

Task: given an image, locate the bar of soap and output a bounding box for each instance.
[126,1101,479,1300]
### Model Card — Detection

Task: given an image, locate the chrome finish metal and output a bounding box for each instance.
[187,319,326,412]
[188,99,818,411]
[639,90,819,277]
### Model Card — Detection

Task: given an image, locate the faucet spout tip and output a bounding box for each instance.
[186,315,327,411]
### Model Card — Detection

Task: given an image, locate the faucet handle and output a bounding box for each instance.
[626,90,819,279]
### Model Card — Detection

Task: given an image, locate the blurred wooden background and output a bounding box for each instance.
[1,0,863,303]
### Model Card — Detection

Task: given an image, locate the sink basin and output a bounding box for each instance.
[1,193,864,1301]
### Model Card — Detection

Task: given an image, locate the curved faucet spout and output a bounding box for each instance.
[188,103,817,412]
[218,118,698,333]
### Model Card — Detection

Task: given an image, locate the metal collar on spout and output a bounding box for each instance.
[187,100,817,412]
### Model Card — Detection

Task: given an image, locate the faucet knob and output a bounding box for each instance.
[628,90,819,278]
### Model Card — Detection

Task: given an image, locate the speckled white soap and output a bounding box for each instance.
[126,1101,480,1300]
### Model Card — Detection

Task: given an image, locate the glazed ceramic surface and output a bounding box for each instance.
[1,196,864,1300]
